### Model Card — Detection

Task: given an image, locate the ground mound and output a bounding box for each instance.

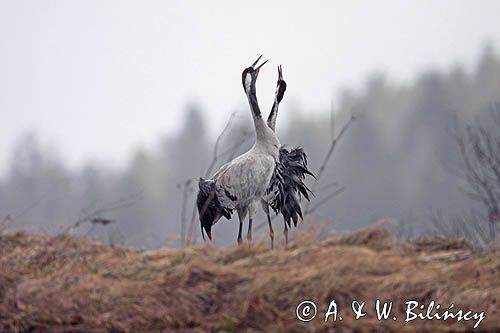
[0,227,498,332]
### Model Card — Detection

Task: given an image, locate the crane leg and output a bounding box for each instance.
[247,218,253,242]
[246,201,257,243]
[267,212,274,249]
[237,216,243,245]
[284,220,289,247]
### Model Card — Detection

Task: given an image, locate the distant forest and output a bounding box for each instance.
[2,45,500,248]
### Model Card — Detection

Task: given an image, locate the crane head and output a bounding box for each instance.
[242,54,268,93]
[276,64,287,103]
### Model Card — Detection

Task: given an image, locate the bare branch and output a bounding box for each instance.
[0,215,11,233]
[178,179,193,245]
[317,181,339,193]
[315,113,357,183]
[62,193,141,235]
[330,100,336,140]
[455,104,500,241]
[252,212,278,233]
[204,112,237,178]
[225,132,251,162]
[428,209,490,247]
[304,110,357,215]
[3,177,67,228]
[304,186,345,215]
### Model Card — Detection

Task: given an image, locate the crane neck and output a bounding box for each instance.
[246,84,269,142]
[267,98,279,132]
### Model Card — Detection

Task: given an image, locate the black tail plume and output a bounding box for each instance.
[268,146,315,226]
[196,178,232,240]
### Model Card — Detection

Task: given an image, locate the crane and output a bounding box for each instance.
[197,55,280,244]
[261,65,315,248]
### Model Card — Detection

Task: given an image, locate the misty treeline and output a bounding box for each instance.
[1,45,500,248]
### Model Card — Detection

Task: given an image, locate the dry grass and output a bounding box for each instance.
[0,226,499,332]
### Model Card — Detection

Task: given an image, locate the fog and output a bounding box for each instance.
[1,1,500,247]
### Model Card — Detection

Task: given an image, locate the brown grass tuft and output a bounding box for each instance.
[329,225,396,250]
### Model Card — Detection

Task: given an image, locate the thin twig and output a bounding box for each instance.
[304,111,357,214]
[456,106,500,241]
[330,100,336,140]
[4,177,67,228]
[304,186,345,215]
[253,215,278,234]
[317,181,339,193]
[178,179,193,245]
[224,132,251,162]
[204,112,237,178]
[315,113,357,183]
[62,193,141,235]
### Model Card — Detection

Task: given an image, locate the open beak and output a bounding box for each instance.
[278,64,283,80]
[251,54,263,67]
[251,54,268,76]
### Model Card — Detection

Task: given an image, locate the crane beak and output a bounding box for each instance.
[278,64,283,80]
[255,59,268,73]
[251,54,268,76]
[251,54,263,67]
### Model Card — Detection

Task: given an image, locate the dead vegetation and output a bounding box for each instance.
[0,226,499,332]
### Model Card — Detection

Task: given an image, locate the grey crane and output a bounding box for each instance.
[261,65,315,248]
[197,55,280,244]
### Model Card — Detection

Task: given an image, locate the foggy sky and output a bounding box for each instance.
[1,0,500,174]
